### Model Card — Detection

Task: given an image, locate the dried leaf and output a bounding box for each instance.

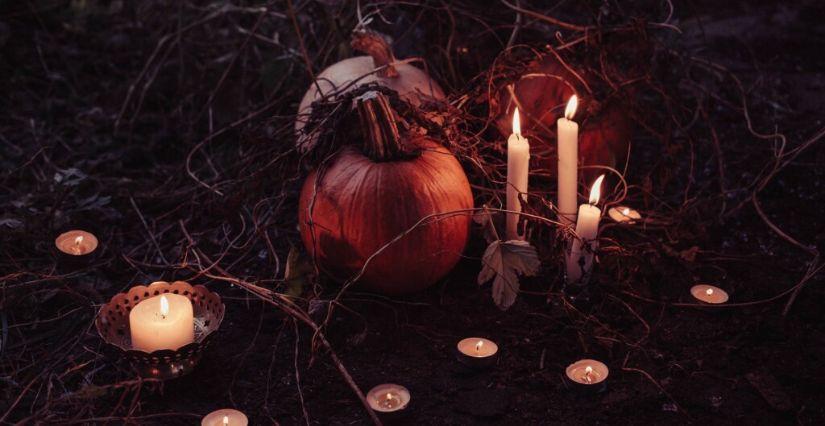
[53,168,87,186]
[478,240,540,310]
[284,246,314,298]
[679,246,700,262]
[0,218,22,229]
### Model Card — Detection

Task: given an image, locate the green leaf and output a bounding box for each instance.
[478,239,540,310]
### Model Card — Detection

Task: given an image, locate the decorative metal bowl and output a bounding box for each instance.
[96,281,224,380]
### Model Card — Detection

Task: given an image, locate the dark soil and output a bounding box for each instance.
[2,1,824,425]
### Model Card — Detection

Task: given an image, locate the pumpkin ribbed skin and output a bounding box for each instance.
[494,55,632,180]
[299,138,473,295]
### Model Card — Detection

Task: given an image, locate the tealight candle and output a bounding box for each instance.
[557,95,579,227]
[129,293,194,352]
[367,383,410,414]
[506,108,530,240]
[456,337,499,368]
[201,409,248,426]
[608,206,641,224]
[565,359,609,392]
[690,284,729,304]
[55,229,98,256]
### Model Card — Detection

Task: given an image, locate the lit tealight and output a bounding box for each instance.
[608,206,642,224]
[456,337,498,368]
[55,229,98,256]
[367,384,410,413]
[201,409,247,426]
[565,359,609,387]
[690,284,729,304]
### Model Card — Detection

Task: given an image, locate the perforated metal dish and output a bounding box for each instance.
[96,281,224,379]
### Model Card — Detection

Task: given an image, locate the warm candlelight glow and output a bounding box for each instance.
[588,174,605,205]
[690,284,729,304]
[512,107,521,136]
[457,337,498,367]
[622,207,630,216]
[55,230,98,256]
[159,295,170,317]
[566,359,609,386]
[564,95,578,120]
[201,409,247,426]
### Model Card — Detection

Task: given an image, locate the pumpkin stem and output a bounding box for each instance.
[357,91,418,162]
[351,30,399,78]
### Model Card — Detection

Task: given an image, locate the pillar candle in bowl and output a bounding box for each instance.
[506,108,530,240]
[129,293,194,352]
[557,95,579,227]
[456,337,499,369]
[367,383,410,418]
[607,206,641,224]
[201,409,248,426]
[690,284,729,304]
[565,175,605,285]
[96,281,224,379]
[565,359,609,393]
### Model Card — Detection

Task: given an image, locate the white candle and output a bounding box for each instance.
[457,337,498,358]
[506,108,530,240]
[690,284,729,304]
[557,95,579,227]
[565,359,609,385]
[608,206,641,224]
[201,409,248,426]
[367,384,411,413]
[566,175,605,284]
[129,293,194,352]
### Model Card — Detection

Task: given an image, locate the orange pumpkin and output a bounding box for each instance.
[299,92,473,295]
[492,54,632,181]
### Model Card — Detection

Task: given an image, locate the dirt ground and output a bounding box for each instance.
[1,1,824,425]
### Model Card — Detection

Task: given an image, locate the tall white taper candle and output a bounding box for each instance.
[557,95,579,227]
[506,108,530,240]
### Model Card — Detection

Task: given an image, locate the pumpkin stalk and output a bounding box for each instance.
[357,91,417,162]
[351,30,399,78]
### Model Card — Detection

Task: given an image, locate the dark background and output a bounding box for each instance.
[1,1,824,424]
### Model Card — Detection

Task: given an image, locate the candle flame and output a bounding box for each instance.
[475,340,484,352]
[564,95,578,120]
[512,108,521,136]
[159,295,169,316]
[74,235,84,246]
[386,392,393,401]
[588,175,605,205]
[222,415,229,426]
[583,365,593,383]
[622,207,630,216]
[706,288,714,296]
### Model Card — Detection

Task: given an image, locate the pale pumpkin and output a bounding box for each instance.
[299,92,472,295]
[295,31,445,152]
